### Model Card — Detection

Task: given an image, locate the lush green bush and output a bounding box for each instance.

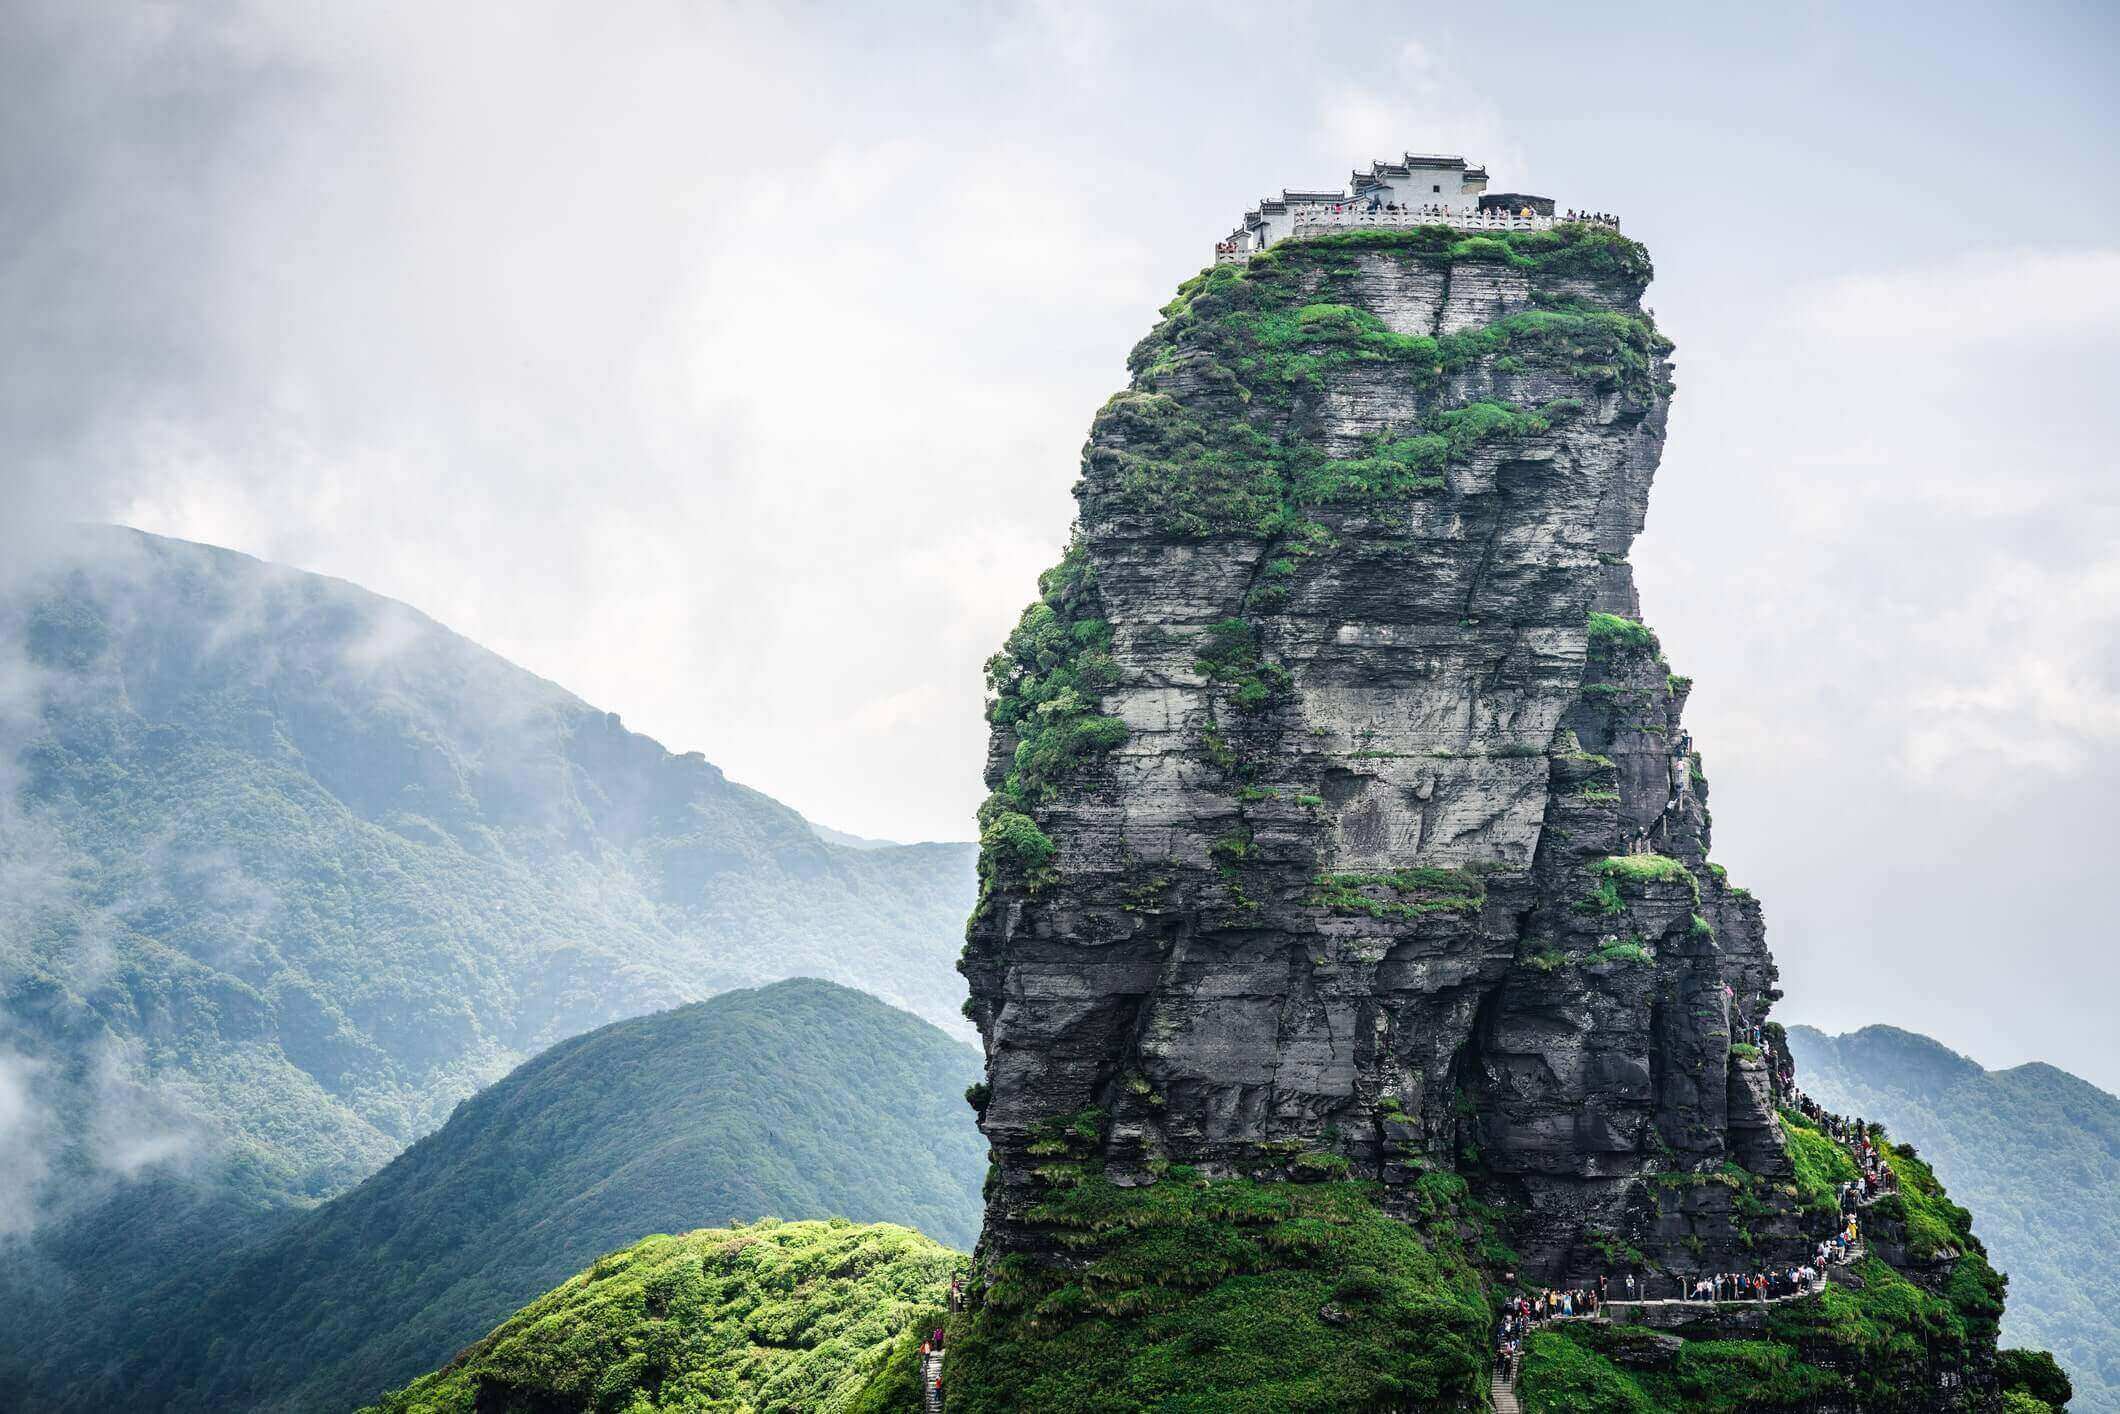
[359,1219,963,1414]
[984,541,1126,807]
[1586,612,1660,659]
[978,810,1056,883]
[1593,854,1699,901]
[978,540,1129,897]
[1259,222,1655,288]
[1191,616,1291,710]
[1998,1348,2075,1409]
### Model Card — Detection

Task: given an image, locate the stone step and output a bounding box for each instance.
[922,1350,945,1412]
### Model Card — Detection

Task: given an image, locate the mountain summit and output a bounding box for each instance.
[951,209,2058,1410]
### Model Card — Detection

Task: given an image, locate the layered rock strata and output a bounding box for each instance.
[965,226,1790,1276]
[956,222,2026,1410]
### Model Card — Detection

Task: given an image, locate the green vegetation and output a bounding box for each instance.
[1575,853,1699,917]
[0,528,982,1410]
[948,1171,1490,1412]
[1586,611,1659,659]
[94,980,987,1413]
[1578,876,1626,916]
[978,810,1056,889]
[1595,939,1654,966]
[1275,220,1655,284]
[1789,1021,2120,1407]
[1767,1255,2004,1404]
[1520,1323,1839,1413]
[979,540,1127,893]
[1594,853,1700,899]
[1312,866,1488,921]
[1192,616,1291,710]
[1998,1349,2076,1412]
[1778,1108,1860,1222]
[983,540,1127,808]
[1102,226,1669,540]
[360,1219,963,1414]
[1873,1139,1977,1261]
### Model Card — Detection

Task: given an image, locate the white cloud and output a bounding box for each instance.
[0,1050,53,1236]
[1793,247,2120,343]
[1313,39,1522,189]
[1899,555,2120,779]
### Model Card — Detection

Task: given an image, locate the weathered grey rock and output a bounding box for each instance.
[961,235,1804,1288]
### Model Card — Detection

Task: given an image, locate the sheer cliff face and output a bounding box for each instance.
[962,227,1793,1281]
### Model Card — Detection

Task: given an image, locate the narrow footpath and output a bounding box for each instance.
[1490,1350,1522,1414]
[922,1346,944,1413]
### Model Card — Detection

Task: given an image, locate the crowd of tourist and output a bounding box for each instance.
[1488,1078,1898,1373]
[1296,197,1620,223]
[1216,198,1620,259]
[1683,1265,1827,1302]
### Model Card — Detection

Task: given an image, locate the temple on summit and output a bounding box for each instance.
[1221,150,1610,260]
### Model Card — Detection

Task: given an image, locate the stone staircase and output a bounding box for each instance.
[1491,1352,1522,1413]
[922,1347,945,1412]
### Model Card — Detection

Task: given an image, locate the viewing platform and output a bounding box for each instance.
[1215,206,1622,264]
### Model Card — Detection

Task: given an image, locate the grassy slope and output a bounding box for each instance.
[360,1219,963,1414]
[95,979,985,1413]
[1787,1024,2120,1412]
[949,1169,1493,1413]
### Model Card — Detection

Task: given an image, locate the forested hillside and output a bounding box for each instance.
[1789,1024,2120,1412]
[0,527,975,1405]
[56,980,981,1413]
[363,1220,962,1414]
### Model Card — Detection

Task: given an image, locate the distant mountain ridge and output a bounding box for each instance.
[0,525,976,1403]
[77,979,982,1414]
[1788,1023,2120,1412]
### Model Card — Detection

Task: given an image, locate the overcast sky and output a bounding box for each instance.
[7,0,2117,1089]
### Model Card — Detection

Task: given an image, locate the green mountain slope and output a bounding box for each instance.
[89,979,984,1412]
[361,1219,961,1414]
[0,526,975,1403]
[1787,1024,2120,1412]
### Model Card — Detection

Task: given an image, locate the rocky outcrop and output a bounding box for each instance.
[963,225,1793,1280]
[954,220,2034,1411]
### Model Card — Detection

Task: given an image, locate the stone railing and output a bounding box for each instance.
[1213,207,1621,264]
[1290,207,1620,238]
